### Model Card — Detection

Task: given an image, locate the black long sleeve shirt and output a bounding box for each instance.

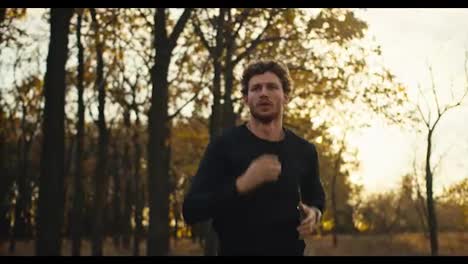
[182,123,325,256]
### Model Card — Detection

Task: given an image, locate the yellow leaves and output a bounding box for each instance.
[6,8,27,21]
[442,178,468,206]
[130,207,136,230]
[354,219,370,232]
[142,206,149,227]
[315,136,323,144]
[283,9,297,25]
[176,229,183,238]
[315,78,328,93]
[116,49,124,61]
[322,219,334,231]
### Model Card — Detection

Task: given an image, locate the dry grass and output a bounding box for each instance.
[0,237,203,256]
[1,232,467,256]
[304,232,468,256]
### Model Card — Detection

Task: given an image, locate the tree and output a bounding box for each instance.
[89,8,110,256]
[36,8,73,256]
[71,8,86,256]
[9,75,43,252]
[355,191,403,234]
[0,8,27,49]
[147,8,192,256]
[414,55,468,255]
[0,11,47,250]
[0,91,12,240]
[438,178,468,231]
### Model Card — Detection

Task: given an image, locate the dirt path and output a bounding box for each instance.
[2,233,467,256]
[0,237,203,256]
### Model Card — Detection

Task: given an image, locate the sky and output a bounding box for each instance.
[348,8,468,196]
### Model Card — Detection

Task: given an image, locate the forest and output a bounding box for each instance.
[0,8,467,256]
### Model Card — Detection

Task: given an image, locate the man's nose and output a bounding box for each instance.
[259,85,269,95]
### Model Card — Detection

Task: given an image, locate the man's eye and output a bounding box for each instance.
[250,86,260,91]
[267,84,278,90]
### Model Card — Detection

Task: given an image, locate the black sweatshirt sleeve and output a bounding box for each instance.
[301,143,326,214]
[182,136,241,225]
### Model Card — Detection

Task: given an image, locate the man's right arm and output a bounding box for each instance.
[182,137,242,225]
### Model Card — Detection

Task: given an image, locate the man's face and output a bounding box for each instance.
[244,71,289,123]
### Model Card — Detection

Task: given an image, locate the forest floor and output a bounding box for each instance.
[1,232,467,256]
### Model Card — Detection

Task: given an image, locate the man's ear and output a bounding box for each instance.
[284,93,290,104]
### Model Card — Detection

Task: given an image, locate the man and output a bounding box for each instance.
[182,60,325,256]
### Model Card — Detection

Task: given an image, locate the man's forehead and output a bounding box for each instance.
[249,72,281,85]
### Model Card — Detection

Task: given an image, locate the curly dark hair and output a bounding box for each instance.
[241,60,292,96]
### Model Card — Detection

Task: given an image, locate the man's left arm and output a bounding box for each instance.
[300,143,325,222]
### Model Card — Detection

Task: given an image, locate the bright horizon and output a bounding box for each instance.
[349,8,468,196]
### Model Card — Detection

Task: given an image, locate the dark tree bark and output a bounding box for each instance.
[147,8,192,256]
[71,10,85,255]
[36,8,73,256]
[132,114,142,256]
[90,8,109,256]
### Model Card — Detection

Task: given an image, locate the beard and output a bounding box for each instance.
[250,104,281,124]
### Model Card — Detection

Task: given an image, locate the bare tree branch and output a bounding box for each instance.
[232,9,251,40]
[86,98,99,126]
[168,46,191,86]
[417,83,431,127]
[431,144,454,173]
[167,88,204,121]
[168,8,193,50]
[232,10,283,66]
[411,149,429,234]
[428,66,441,117]
[434,52,468,128]
[167,58,210,120]
[203,8,218,31]
[137,8,154,33]
[192,13,215,57]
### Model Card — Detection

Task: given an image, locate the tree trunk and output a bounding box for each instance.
[63,132,75,239]
[36,8,73,256]
[208,9,224,141]
[133,185,143,256]
[132,115,142,256]
[23,138,34,239]
[10,128,26,252]
[90,8,109,256]
[0,8,6,25]
[147,9,171,256]
[425,130,438,256]
[121,107,132,249]
[202,9,226,257]
[0,109,9,240]
[71,9,85,256]
[123,177,132,249]
[147,8,191,256]
[222,9,236,130]
[112,141,122,248]
[331,167,338,247]
[331,144,345,248]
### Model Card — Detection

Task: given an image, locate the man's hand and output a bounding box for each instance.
[296,202,321,237]
[236,154,281,194]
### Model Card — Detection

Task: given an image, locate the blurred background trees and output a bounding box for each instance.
[0,8,466,256]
